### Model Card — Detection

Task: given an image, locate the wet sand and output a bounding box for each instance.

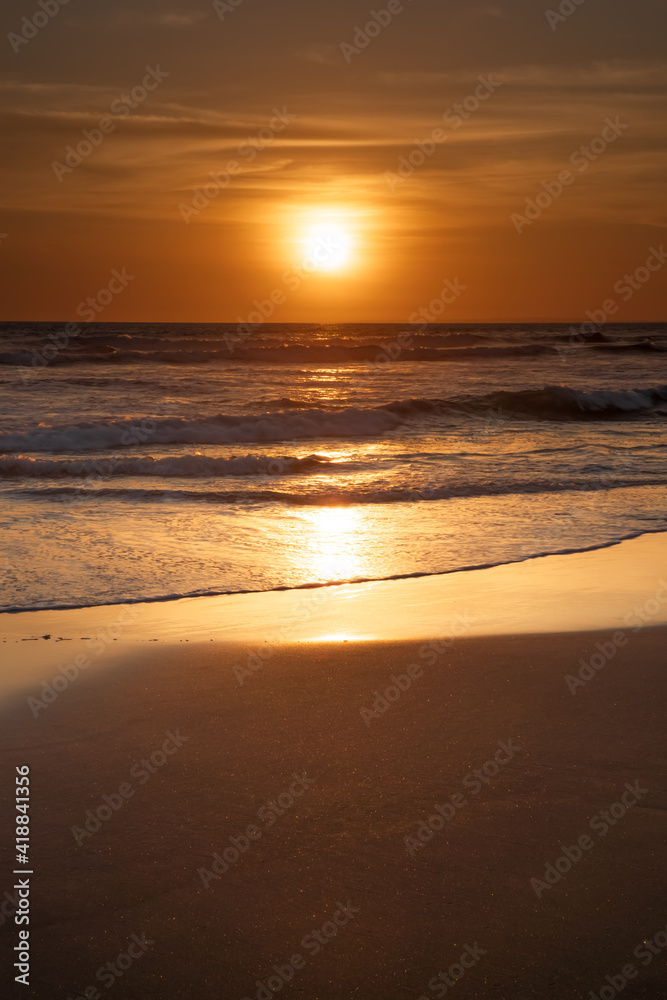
[0,620,666,998]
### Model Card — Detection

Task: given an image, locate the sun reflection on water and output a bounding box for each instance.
[295,505,366,583]
[306,631,367,643]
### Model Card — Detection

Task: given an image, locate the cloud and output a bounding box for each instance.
[108,9,207,27]
[498,60,667,90]
[297,45,341,68]
[377,60,667,92]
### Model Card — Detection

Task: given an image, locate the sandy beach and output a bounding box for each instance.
[3,3,666,993]
[1,537,666,999]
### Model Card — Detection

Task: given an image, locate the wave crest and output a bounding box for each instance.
[0,453,344,478]
[2,385,664,455]
[0,408,401,453]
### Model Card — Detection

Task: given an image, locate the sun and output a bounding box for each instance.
[301,222,353,272]
[279,205,367,276]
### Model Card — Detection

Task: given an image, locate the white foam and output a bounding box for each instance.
[0,408,401,453]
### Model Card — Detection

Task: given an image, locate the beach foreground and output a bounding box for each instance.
[1,596,666,996]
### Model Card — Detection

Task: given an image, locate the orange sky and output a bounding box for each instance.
[1,0,666,322]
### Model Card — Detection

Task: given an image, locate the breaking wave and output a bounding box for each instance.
[0,453,346,478]
[2,385,665,455]
[0,408,402,453]
[385,384,667,421]
[10,477,667,503]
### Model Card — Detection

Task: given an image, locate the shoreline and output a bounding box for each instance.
[1,531,665,650]
[1,529,666,710]
[4,523,667,618]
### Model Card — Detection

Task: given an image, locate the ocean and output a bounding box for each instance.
[1,321,666,613]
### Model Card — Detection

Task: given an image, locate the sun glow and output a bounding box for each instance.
[297,505,362,581]
[282,206,364,275]
[301,222,353,272]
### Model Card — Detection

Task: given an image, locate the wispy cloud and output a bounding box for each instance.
[378,60,667,92]
[297,45,341,68]
[108,9,207,27]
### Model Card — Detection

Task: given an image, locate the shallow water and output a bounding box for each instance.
[1,321,666,610]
